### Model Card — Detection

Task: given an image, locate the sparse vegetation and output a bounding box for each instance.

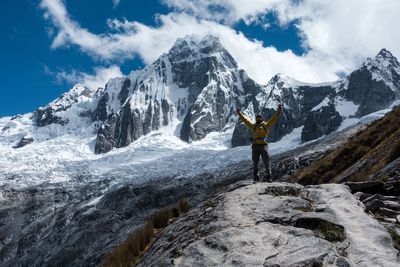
[388,228,400,253]
[293,217,346,243]
[101,198,190,267]
[387,142,400,164]
[291,106,400,185]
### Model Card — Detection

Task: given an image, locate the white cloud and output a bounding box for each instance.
[162,0,281,25]
[275,0,400,67]
[46,65,124,90]
[39,0,400,84]
[112,0,120,8]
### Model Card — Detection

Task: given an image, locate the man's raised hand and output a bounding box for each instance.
[236,108,241,114]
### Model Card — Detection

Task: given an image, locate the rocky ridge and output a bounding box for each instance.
[138,182,399,267]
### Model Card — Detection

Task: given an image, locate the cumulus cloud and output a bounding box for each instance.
[39,0,400,84]
[46,65,123,90]
[276,0,400,66]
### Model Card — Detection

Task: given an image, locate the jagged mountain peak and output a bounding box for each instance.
[51,84,93,106]
[34,84,94,127]
[165,34,237,67]
[267,73,303,87]
[376,48,395,59]
[357,48,400,95]
[363,48,400,70]
[170,35,224,54]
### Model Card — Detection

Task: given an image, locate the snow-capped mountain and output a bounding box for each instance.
[2,35,400,154]
[92,35,262,153]
[232,48,400,145]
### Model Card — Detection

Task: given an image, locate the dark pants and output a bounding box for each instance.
[252,144,271,181]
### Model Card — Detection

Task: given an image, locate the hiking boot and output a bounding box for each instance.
[264,174,272,182]
[253,175,260,183]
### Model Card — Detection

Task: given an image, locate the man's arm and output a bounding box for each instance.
[264,104,283,130]
[236,108,253,129]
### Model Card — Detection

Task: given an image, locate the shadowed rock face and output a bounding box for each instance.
[301,104,343,142]
[13,136,34,148]
[346,67,396,116]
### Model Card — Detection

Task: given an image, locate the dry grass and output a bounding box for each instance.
[101,221,153,267]
[291,106,400,185]
[102,198,190,267]
[387,142,400,164]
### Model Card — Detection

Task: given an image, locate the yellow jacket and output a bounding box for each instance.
[238,109,282,145]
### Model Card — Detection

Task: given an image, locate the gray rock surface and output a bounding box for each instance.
[138,182,399,267]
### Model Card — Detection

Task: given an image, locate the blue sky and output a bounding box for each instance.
[1,0,399,116]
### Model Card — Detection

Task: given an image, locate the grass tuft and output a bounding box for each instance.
[101,198,190,267]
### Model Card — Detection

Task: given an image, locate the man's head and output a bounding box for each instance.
[255,114,263,123]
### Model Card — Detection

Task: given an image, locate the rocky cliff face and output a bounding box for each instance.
[301,102,343,142]
[345,49,400,116]
[93,36,264,153]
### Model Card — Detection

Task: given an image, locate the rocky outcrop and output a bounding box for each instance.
[138,182,399,266]
[301,103,343,142]
[13,136,34,148]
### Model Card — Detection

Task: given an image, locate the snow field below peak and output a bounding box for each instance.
[0,102,396,190]
[0,120,304,190]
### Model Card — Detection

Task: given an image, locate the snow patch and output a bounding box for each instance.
[335,97,359,117]
[311,97,330,111]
